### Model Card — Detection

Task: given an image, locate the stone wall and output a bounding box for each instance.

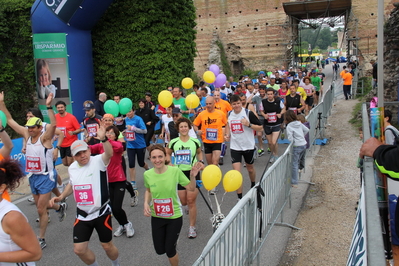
[193,0,395,76]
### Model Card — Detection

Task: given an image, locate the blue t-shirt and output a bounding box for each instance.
[124,115,147,149]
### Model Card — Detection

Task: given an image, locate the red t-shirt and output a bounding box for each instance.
[55,113,81,147]
[89,140,126,183]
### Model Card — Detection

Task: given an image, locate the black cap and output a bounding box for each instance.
[172,108,181,114]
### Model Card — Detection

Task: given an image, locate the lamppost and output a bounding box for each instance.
[308,44,312,65]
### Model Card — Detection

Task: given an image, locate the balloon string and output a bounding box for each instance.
[219,192,227,209]
[207,192,214,213]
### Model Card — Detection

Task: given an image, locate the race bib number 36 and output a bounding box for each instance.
[153,198,174,217]
[74,184,94,206]
[26,156,42,172]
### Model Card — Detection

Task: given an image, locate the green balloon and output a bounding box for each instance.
[119,98,133,115]
[0,111,6,128]
[104,100,119,117]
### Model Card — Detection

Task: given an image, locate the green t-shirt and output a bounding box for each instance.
[168,137,200,171]
[173,97,189,118]
[144,166,190,219]
[310,76,321,91]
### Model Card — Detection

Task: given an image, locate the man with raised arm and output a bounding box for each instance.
[0,92,66,249]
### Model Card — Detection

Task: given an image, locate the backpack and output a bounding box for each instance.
[385,127,399,145]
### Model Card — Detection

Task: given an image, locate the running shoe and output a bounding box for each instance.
[28,197,34,203]
[258,149,264,157]
[125,222,135,238]
[57,183,65,193]
[267,148,271,153]
[36,212,50,223]
[269,155,275,164]
[218,157,224,165]
[114,225,125,237]
[183,205,189,215]
[39,238,47,249]
[131,190,139,207]
[188,226,197,239]
[57,202,67,222]
[131,181,137,190]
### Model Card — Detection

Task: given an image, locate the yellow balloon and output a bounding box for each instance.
[223,170,243,192]
[158,90,173,108]
[201,165,222,191]
[185,94,200,109]
[181,77,194,89]
[203,71,216,84]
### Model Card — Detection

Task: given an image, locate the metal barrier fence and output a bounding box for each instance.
[193,83,336,266]
[346,103,385,265]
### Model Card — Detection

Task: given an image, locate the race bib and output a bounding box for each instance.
[288,107,298,114]
[175,150,191,165]
[125,130,136,141]
[74,184,94,206]
[205,128,218,141]
[87,124,97,137]
[57,127,66,137]
[115,117,124,126]
[267,112,277,123]
[230,120,244,134]
[26,156,42,172]
[153,198,174,217]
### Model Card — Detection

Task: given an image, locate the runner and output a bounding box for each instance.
[225,95,263,199]
[90,125,135,238]
[0,158,42,265]
[260,88,285,163]
[82,102,102,145]
[213,90,232,165]
[55,100,82,166]
[144,144,201,266]
[49,125,121,266]
[193,96,227,167]
[0,92,67,249]
[167,117,204,238]
[124,107,149,192]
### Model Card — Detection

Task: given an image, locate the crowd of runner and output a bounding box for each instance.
[0,64,335,266]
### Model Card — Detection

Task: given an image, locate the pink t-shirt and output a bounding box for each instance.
[89,140,125,183]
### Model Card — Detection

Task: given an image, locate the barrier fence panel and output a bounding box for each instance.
[346,103,385,265]
[193,83,336,266]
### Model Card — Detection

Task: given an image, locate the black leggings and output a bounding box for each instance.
[145,125,155,147]
[121,155,135,197]
[109,181,128,226]
[151,216,182,258]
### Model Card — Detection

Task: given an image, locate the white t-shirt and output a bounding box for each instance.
[161,114,173,143]
[0,200,35,266]
[228,108,256,151]
[69,155,111,221]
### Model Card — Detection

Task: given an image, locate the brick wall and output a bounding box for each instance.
[193,0,395,75]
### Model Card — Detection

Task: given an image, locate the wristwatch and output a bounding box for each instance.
[248,123,252,128]
[198,160,205,164]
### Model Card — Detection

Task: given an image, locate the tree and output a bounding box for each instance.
[92,0,197,103]
[0,0,36,137]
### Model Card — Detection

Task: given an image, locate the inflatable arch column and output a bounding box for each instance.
[31,0,113,122]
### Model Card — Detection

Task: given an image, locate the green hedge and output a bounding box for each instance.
[92,0,197,105]
[0,0,36,137]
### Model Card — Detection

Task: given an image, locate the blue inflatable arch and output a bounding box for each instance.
[31,0,113,122]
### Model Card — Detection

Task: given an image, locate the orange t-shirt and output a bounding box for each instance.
[342,72,353,85]
[193,109,227,143]
[215,99,232,115]
[55,112,81,147]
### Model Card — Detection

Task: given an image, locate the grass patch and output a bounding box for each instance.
[349,101,363,129]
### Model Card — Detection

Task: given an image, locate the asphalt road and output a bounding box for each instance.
[15,143,289,266]
[14,63,344,266]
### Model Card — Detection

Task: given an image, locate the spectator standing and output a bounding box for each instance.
[94,92,107,117]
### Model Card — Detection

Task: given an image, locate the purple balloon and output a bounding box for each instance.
[209,64,220,76]
[214,73,227,88]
